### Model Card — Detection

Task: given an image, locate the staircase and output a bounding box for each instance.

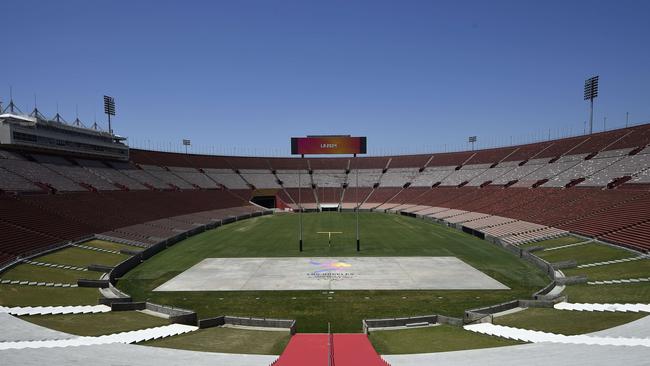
[272,333,389,366]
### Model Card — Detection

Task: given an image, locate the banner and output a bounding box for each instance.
[291,136,367,155]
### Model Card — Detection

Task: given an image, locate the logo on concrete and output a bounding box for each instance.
[307,260,353,281]
[309,260,352,272]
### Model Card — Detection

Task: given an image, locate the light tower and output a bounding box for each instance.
[584,76,599,134]
[468,136,477,150]
[103,95,116,134]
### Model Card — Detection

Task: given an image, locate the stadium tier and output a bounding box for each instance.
[1,123,650,263]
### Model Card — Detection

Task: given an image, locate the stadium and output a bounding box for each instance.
[2,2,650,366]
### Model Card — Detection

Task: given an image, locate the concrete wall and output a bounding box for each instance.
[363,315,438,333]
[551,260,577,270]
[77,279,109,288]
[556,275,588,285]
[111,302,146,311]
[199,315,296,334]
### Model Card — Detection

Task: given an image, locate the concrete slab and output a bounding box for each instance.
[589,315,650,338]
[384,343,650,366]
[0,313,75,342]
[154,257,509,291]
[0,342,277,366]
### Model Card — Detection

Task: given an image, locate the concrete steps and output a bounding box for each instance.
[464,323,650,347]
[0,323,197,350]
[554,302,650,313]
[0,305,111,316]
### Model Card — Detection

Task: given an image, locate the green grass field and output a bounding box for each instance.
[563,259,650,281]
[22,311,169,336]
[536,243,634,265]
[563,282,650,303]
[118,212,548,333]
[0,264,102,284]
[369,325,523,354]
[142,327,291,355]
[494,308,646,335]
[0,285,100,306]
[0,240,130,307]
[519,236,586,249]
[82,239,143,253]
[36,246,130,267]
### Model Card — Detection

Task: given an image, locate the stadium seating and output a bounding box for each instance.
[379,168,419,187]
[1,123,650,258]
[0,190,254,263]
[76,159,148,190]
[169,166,219,189]
[311,170,347,188]
[410,166,456,187]
[239,169,280,189]
[203,168,249,189]
[349,169,383,187]
[276,170,311,188]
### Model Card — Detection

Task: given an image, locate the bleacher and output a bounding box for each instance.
[109,161,169,189]
[275,170,311,188]
[410,166,455,187]
[1,122,650,256]
[77,159,147,190]
[203,168,249,189]
[239,169,280,189]
[311,170,347,188]
[140,165,194,189]
[440,164,491,186]
[169,166,219,189]
[379,168,419,187]
[0,157,84,192]
[348,169,383,187]
[0,190,254,263]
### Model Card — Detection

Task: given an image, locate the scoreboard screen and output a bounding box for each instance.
[291,136,367,155]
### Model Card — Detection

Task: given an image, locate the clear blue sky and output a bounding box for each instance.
[3,0,650,156]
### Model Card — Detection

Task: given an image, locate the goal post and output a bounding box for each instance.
[291,135,367,252]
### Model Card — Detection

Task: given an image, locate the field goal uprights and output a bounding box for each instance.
[291,135,367,252]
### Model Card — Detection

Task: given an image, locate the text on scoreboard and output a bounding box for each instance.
[291,136,367,155]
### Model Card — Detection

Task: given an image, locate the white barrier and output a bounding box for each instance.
[0,305,111,316]
[554,302,650,313]
[464,323,650,347]
[0,324,198,350]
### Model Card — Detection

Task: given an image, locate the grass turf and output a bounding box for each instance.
[536,243,635,265]
[35,246,131,267]
[142,326,291,355]
[0,264,102,284]
[82,239,143,253]
[494,308,646,335]
[118,212,548,333]
[369,325,523,354]
[0,285,100,306]
[22,311,169,336]
[563,282,650,303]
[563,259,650,281]
[519,236,586,249]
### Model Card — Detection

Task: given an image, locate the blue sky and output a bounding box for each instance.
[3,0,650,156]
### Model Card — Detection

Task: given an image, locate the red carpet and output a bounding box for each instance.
[272,334,329,366]
[333,334,389,366]
[273,333,388,366]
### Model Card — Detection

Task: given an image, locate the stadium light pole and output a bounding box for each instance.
[103,95,116,134]
[468,136,477,151]
[355,153,360,252]
[584,76,599,134]
[182,139,191,154]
